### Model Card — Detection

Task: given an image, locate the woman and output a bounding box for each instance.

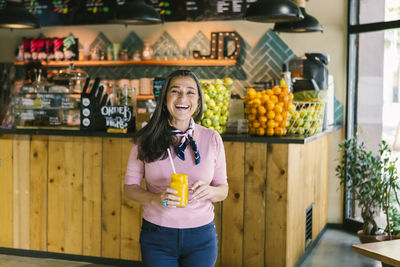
[124,70,228,267]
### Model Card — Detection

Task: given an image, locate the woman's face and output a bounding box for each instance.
[166,76,200,126]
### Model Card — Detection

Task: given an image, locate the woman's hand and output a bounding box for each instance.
[191,181,229,203]
[157,188,181,208]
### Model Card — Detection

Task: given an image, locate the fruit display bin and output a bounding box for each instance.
[287,101,325,135]
[200,80,232,134]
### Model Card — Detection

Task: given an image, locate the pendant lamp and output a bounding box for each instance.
[111,0,162,25]
[0,0,39,29]
[274,0,323,33]
[245,0,303,23]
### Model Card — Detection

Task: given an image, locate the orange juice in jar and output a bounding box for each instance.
[170,174,188,207]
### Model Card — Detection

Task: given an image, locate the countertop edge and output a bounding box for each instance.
[0,124,342,144]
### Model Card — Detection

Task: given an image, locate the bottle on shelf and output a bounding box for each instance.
[281,63,292,92]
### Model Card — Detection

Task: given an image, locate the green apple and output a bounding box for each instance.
[220,116,227,126]
[294,118,304,127]
[296,127,305,135]
[214,79,223,84]
[213,106,221,114]
[203,93,211,103]
[303,121,311,130]
[291,111,300,119]
[216,84,225,93]
[207,99,216,109]
[215,125,223,134]
[205,110,214,119]
[203,103,208,112]
[202,118,212,127]
[216,94,225,103]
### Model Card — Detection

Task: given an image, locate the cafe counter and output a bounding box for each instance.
[0,126,340,267]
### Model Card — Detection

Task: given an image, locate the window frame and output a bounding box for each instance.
[345,0,400,230]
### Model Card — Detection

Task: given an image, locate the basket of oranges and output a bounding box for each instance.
[244,82,294,136]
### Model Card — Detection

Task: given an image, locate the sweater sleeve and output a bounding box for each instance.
[211,131,228,186]
[125,144,145,185]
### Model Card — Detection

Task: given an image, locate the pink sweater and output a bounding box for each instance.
[125,124,228,228]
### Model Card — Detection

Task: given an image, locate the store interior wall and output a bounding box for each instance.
[0,0,347,224]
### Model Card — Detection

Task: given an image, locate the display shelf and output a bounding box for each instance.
[14,59,237,67]
[136,95,154,100]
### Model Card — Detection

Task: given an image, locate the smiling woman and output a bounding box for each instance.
[123,70,228,267]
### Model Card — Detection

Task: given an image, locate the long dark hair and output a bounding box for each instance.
[134,70,204,163]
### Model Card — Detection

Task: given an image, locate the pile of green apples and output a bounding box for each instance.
[199,78,232,134]
[287,103,324,135]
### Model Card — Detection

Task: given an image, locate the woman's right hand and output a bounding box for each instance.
[157,188,180,208]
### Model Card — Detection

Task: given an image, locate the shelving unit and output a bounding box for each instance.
[136,95,154,100]
[14,59,237,67]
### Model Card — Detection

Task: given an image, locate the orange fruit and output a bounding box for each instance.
[252,120,261,128]
[270,95,278,103]
[267,119,275,128]
[261,94,270,104]
[259,115,267,123]
[244,107,251,114]
[279,120,289,128]
[250,127,256,135]
[274,114,283,123]
[251,107,258,114]
[267,110,275,120]
[288,93,294,101]
[266,127,275,136]
[247,114,256,121]
[265,89,274,96]
[266,101,275,111]
[274,105,283,114]
[258,106,267,115]
[253,98,261,107]
[261,122,267,129]
[274,127,284,136]
[272,86,282,95]
[247,88,256,96]
[279,94,289,102]
[256,127,265,136]
[282,111,289,119]
[282,87,290,94]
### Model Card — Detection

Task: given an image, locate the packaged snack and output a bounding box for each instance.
[54,38,64,61]
[37,38,47,61]
[30,38,38,60]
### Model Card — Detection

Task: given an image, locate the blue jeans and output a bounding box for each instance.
[140,219,218,267]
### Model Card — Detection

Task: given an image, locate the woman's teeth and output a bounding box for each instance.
[175,105,189,109]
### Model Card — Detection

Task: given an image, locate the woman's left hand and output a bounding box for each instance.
[191,180,216,202]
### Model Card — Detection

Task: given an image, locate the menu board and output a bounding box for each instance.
[0,0,258,25]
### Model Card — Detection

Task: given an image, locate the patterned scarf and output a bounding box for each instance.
[170,118,200,165]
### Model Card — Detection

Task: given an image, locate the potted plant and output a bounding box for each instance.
[379,141,400,240]
[336,135,386,242]
[336,135,400,242]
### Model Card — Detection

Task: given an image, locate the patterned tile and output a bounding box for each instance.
[122,31,143,58]
[334,97,343,124]
[89,32,112,56]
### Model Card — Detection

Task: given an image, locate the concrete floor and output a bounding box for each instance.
[0,228,381,267]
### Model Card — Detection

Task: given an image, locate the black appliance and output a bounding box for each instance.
[290,53,329,92]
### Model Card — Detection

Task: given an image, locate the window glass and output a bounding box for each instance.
[353,28,400,227]
[360,0,400,24]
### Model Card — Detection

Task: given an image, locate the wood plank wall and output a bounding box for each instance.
[0,134,329,267]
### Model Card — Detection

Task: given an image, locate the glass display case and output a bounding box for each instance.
[14,89,81,130]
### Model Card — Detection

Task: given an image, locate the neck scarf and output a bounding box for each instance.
[170,118,200,165]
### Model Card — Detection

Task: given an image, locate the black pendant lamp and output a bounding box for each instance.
[245,0,303,23]
[274,0,323,33]
[111,0,162,25]
[0,0,39,29]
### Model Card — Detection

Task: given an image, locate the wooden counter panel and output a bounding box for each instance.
[266,143,289,267]
[0,135,13,247]
[82,137,102,257]
[244,142,267,267]
[30,135,48,251]
[221,142,245,267]
[102,138,123,258]
[0,135,329,267]
[13,135,31,250]
[120,138,142,261]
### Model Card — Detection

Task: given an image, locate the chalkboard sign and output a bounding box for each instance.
[0,0,259,25]
[101,105,135,132]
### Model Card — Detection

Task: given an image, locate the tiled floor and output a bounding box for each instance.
[298,228,381,267]
[0,228,382,267]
